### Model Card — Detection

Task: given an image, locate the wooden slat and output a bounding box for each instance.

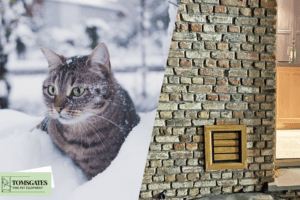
[213,133,239,140]
[214,147,239,154]
[214,154,239,161]
[214,140,239,147]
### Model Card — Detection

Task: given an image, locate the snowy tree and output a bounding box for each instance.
[0,0,40,108]
[0,0,25,108]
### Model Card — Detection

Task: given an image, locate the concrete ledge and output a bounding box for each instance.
[194,193,274,200]
[268,168,300,191]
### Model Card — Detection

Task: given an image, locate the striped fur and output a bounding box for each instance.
[38,44,140,180]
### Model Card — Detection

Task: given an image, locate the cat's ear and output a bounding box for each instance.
[87,43,111,72]
[39,45,66,69]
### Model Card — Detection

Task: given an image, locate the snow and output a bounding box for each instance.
[0,109,155,200]
[54,0,120,10]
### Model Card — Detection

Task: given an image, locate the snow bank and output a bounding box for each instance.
[0,109,155,200]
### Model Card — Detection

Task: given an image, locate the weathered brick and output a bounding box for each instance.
[254,8,265,16]
[186,51,210,58]
[237,52,259,60]
[201,4,214,13]
[156,136,179,143]
[148,183,171,190]
[211,51,235,59]
[236,17,258,25]
[148,152,169,159]
[261,0,277,8]
[240,119,261,125]
[157,166,181,174]
[241,44,253,51]
[169,50,185,58]
[240,8,252,16]
[223,34,246,43]
[187,4,200,13]
[170,151,193,159]
[200,69,224,76]
[229,69,247,77]
[248,0,259,7]
[205,42,216,50]
[218,60,230,68]
[179,42,192,49]
[205,59,217,68]
[261,54,276,61]
[228,26,240,33]
[192,119,214,126]
[195,180,216,187]
[216,25,228,33]
[203,24,215,32]
[182,166,203,173]
[158,111,172,118]
[189,85,212,93]
[208,16,232,24]
[238,86,259,93]
[203,103,225,110]
[221,0,246,6]
[217,119,239,125]
[239,179,259,185]
[207,94,218,101]
[266,8,276,16]
[191,23,202,32]
[181,14,206,22]
[189,188,199,196]
[168,59,179,66]
[254,27,266,34]
[174,68,198,75]
[228,7,239,15]
[157,103,178,110]
[226,102,248,110]
[217,179,238,186]
[198,33,223,41]
[215,6,226,13]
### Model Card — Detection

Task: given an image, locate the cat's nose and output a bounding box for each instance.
[55,107,64,113]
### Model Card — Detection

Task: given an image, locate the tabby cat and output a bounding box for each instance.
[37,43,140,180]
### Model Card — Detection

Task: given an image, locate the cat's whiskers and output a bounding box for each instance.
[81,121,110,160]
[83,111,121,129]
[79,122,92,159]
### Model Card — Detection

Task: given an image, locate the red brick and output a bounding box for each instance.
[229,78,240,86]
[190,24,202,32]
[217,119,239,125]
[207,94,218,101]
[261,0,277,8]
[233,111,243,118]
[229,26,240,33]
[180,59,192,67]
[219,95,230,101]
[237,52,259,60]
[174,144,185,150]
[218,60,230,68]
[215,6,226,13]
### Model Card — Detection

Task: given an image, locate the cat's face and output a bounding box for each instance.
[40,44,116,125]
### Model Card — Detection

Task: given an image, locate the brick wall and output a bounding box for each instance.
[140,0,277,199]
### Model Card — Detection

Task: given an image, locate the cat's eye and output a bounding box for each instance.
[73,87,85,96]
[48,86,57,96]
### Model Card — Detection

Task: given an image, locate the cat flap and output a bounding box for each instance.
[87,43,111,71]
[39,46,66,69]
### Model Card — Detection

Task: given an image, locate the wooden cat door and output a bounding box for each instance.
[204,125,247,170]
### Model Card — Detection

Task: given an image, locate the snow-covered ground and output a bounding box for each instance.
[0,109,155,200]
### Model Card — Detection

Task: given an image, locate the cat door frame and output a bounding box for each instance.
[204,125,247,171]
